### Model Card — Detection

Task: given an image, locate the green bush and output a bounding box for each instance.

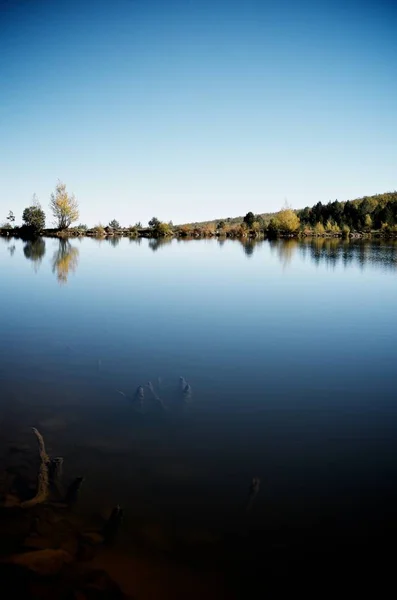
[22,204,46,233]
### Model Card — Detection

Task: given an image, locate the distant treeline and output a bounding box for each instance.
[177,191,397,237]
[297,192,397,234]
[2,190,397,240]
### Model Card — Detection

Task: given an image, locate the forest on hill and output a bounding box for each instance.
[178,191,397,237]
[297,191,397,233]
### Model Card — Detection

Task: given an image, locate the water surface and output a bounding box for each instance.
[1,235,397,590]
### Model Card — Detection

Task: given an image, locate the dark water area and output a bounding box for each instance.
[1,235,397,596]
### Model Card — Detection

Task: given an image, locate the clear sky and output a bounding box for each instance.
[1,0,396,226]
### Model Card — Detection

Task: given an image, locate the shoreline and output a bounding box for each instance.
[1,227,397,241]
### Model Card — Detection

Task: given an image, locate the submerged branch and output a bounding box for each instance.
[20,428,50,508]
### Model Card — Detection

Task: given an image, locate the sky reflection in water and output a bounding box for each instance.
[1,235,397,542]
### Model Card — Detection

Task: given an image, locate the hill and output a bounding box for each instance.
[178,191,397,233]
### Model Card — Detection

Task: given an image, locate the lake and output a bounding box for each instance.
[1,235,397,596]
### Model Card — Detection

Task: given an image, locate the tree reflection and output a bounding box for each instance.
[107,236,121,247]
[148,237,172,252]
[240,239,256,257]
[23,238,46,272]
[275,239,298,268]
[295,238,397,271]
[129,237,142,245]
[52,239,79,285]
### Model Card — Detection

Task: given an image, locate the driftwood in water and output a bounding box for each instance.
[147,382,166,411]
[246,477,260,513]
[103,505,124,545]
[20,428,50,508]
[49,457,64,497]
[65,477,85,505]
[179,376,187,391]
[133,385,145,410]
[183,383,192,401]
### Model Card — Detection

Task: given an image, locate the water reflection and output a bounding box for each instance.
[298,238,397,271]
[107,236,121,248]
[271,239,298,268]
[52,239,79,284]
[302,237,343,269]
[148,237,173,252]
[23,238,46,272]
[10,235,397,280]
[129,236,142,245]
[240,239,256,257]
[91,237,105,246]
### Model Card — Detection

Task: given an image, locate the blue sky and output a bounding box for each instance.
[1,0,396,226]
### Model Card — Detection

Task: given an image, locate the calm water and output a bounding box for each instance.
[1,235,397,588]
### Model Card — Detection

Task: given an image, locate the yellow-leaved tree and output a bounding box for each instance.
[314,221,325,235]
[50,181,79,230]
[269,206,300,235]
